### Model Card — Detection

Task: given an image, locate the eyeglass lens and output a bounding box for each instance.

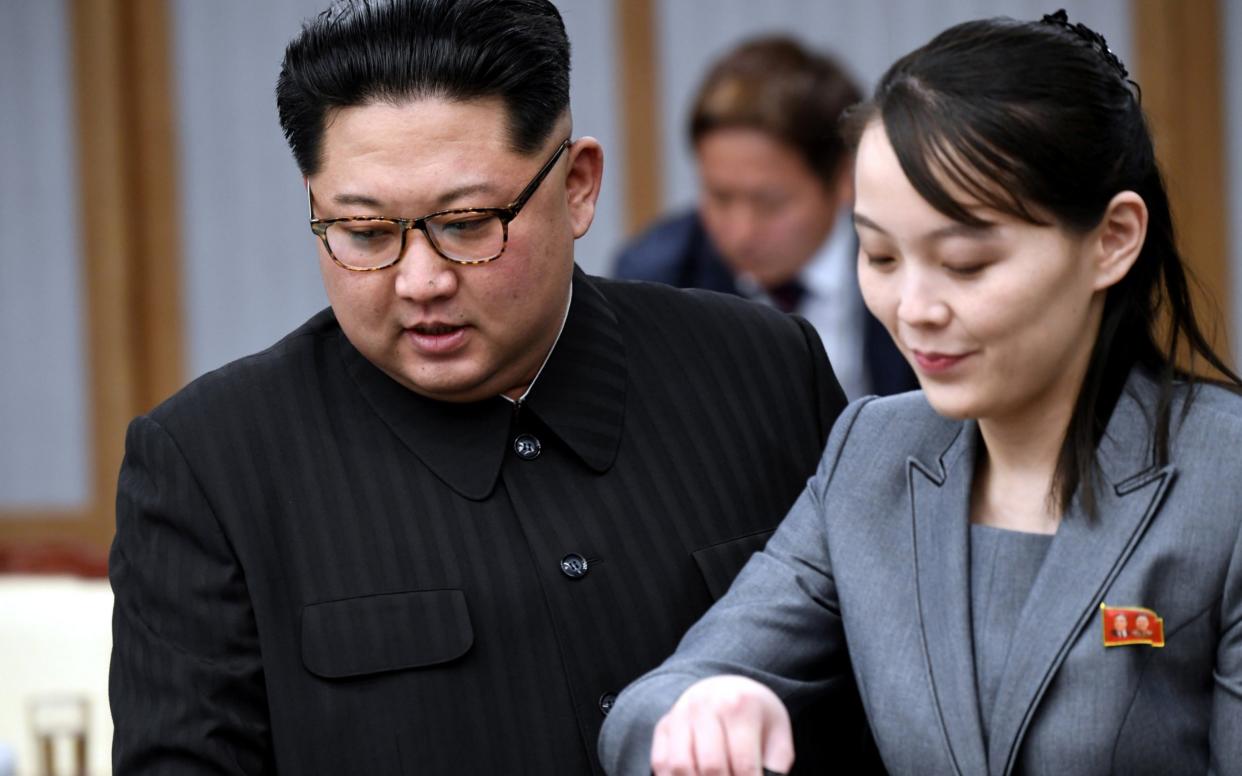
[324,211,506,269]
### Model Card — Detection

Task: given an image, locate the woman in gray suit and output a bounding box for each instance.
[600,11,1242,776]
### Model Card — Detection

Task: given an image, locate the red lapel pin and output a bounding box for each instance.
[1101,603,1165,648]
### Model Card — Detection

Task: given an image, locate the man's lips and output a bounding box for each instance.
[410,322,463,335]
[910,349,973,374]
[404,322,469,355]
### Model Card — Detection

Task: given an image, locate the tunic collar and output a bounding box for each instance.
[340,267,627,500]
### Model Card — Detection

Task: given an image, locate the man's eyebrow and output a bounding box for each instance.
[331,182,504,214]
[853,212,998,241]
[331,193,385,209]
[432,182,502,209]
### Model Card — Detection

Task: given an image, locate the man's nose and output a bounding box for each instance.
[392,227,459,301]
[719,207,762,252]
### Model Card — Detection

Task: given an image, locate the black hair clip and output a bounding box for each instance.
[1041,9,1129,81]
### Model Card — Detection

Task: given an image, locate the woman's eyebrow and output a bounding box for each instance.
[853,211,998,241]
[852,212,887,234]
[925,221,998,242]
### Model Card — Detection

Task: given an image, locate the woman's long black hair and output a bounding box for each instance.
[845,13,1240,517]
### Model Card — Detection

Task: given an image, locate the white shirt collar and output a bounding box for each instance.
[500,281,574,405]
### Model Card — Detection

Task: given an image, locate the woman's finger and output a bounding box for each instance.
[690,707,733,775]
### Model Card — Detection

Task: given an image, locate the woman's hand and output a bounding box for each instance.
[650,675,794,776]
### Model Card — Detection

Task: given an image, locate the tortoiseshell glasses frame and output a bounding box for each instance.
[308,138,571,270]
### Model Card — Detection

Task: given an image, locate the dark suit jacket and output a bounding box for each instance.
[614,210,916,397]
[109,269,872,774]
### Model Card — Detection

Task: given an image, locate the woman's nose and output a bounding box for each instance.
[896,269,951,328]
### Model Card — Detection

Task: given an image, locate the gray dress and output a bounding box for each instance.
[969,523,1055,749]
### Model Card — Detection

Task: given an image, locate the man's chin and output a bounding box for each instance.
[382,362,499,404]
[727,262,804,292]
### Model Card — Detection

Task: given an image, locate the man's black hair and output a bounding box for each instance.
[277,0,571,176]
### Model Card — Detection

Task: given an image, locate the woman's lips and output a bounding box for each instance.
[405,323,469,355]
[911,349,972,374]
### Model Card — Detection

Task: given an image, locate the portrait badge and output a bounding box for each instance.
[1100,603,1165,648]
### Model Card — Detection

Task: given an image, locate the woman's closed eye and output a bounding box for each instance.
[944,262,987,277]
[863,252,896,269]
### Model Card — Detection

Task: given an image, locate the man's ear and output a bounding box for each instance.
[564,137,604,238]
[1091,191,1147,291]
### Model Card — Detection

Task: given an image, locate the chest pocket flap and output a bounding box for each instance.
[692,529,776,600]
[301,589,473,679]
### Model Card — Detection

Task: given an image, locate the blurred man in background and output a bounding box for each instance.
[616,37,915,399]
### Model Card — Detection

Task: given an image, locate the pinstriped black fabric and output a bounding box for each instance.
[301,590,473,677]
[110,268,870,774]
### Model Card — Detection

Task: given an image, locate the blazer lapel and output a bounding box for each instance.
[910,421,989,776]
[986,379,1177,776]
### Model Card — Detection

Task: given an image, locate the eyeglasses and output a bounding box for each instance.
[309,138,571,271]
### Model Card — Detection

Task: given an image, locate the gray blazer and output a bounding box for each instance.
[600,371,1242,775]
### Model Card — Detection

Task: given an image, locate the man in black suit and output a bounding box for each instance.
[614,37,916,400]
[108,1,866,773]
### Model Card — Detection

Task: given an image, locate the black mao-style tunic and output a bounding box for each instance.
[109,268,870,774]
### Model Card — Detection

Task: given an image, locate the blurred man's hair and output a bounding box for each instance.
[690,36,861,186]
